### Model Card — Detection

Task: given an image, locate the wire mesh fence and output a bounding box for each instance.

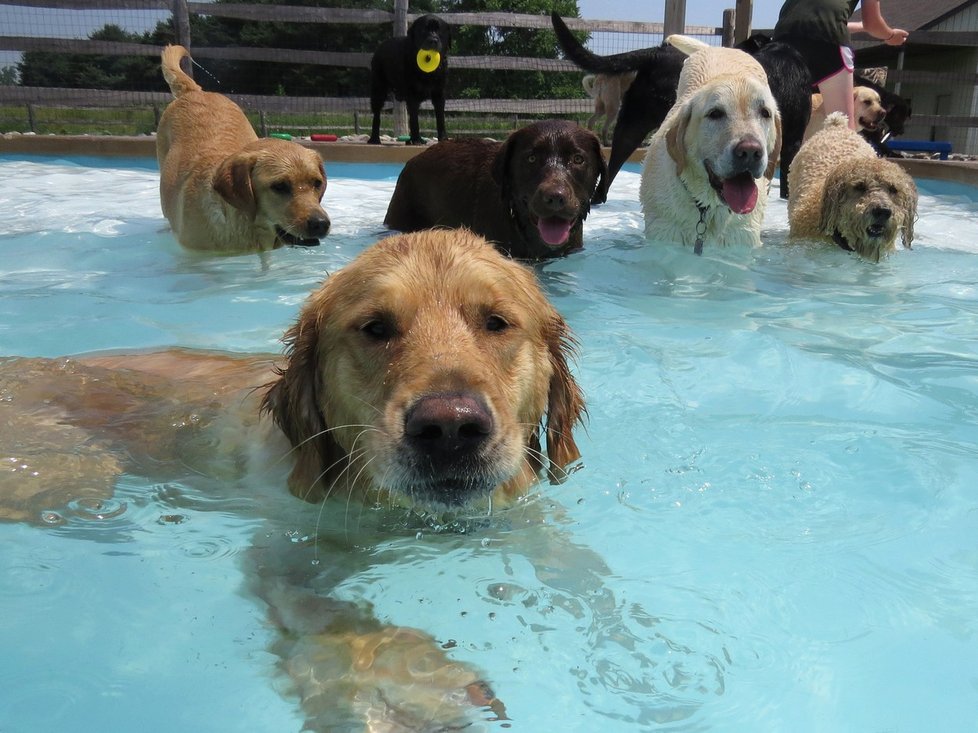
[0,1,722,139]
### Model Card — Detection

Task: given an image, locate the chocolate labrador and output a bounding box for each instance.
[384,120,608,260]
[368,14,451,145]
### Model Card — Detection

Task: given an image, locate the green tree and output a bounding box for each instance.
[440,0,584,100]
[17,0,585,100]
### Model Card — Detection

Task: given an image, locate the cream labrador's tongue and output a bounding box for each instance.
[721,174,758,215]
[537,216,572,246]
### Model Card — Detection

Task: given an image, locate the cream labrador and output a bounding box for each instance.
[639,35,782,252]
[804,86,887,141]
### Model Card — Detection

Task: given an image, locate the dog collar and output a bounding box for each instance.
[832,229,855,252]
[679,175,709,256]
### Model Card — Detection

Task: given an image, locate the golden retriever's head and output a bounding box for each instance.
[262,229,585,510]
[818,157,918,262]
[213,139,330,248]
[665,76,782,215]
[854,86,886,134]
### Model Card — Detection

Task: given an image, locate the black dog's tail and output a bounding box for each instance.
[551,12,662,73]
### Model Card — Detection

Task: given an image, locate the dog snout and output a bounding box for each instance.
[870,206,892,224]
[404,393,493,458]
[733,137,764,169]
[542,185,569,211]
[306,212,331,238]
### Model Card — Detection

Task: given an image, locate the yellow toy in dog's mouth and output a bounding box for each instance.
[417,50,441,73]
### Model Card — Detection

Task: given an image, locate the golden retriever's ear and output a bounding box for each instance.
[817,175,847,237]
[260,304,344,502]
[213,152,257,218]
[665,106,691,173]
[544,314,586,483]
[765,111,783,181]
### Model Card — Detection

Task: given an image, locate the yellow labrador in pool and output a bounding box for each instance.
[640,35,782,252]
[156,45,330,252]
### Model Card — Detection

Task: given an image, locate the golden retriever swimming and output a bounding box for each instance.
[789,112,917,262]
[0,228,583,516]
[0,228,585,727]
[156,45,330,252]
[639,35,782,251]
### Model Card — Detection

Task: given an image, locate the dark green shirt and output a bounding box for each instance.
[775,0,860,46]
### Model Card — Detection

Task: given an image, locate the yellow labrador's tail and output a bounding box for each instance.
[665,34,712,57]
[581,74,597,98]
[161,44,202,97]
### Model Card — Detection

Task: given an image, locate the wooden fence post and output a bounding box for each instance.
[173,0,192,78]
[722,9,735,47]
[734,0,752,45]
[663,0,686,37]
[392,0,408,139]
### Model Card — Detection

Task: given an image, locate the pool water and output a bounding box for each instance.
[1,154,977,732]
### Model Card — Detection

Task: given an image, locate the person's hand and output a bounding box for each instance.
[885,28,909,45]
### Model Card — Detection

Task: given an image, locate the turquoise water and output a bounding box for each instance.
[1,154,977,732]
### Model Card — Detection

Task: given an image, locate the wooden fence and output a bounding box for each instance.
[1,0,977,151]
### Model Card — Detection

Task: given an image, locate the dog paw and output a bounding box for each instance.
[280,626,505,730]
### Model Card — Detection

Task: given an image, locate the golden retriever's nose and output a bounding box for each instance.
[306,213,331,238]
[404,393,493,457]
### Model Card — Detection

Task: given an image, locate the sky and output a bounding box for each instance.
[577,0,780,29]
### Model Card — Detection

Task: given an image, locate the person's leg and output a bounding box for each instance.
[816,46,856,130]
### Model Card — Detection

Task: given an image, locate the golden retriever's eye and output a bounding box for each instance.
[271,181,291,195]
[760,106,772,119]
[360,319,395,341]
[707,108,725,120]
[572,153,586,165]
[485,314,509,333]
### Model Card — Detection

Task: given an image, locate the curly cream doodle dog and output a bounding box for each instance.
[639,35,782,251]
[788,112,917,262]
[0,229,585,728]
[156,45,330,252]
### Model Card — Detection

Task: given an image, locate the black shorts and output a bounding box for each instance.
[777,35,855,88]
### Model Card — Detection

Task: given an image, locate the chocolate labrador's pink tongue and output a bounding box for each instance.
[721,174,759,214]
[538,216,572,246]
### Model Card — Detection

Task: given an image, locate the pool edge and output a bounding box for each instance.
[3,133,977,187]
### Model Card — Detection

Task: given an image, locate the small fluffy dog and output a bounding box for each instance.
[583,71,637,144]
[156,45,330,253]
[788,112,917,261]
[0,228,585,725]
[639,35,782,251]
[804,86,887,141]
[384,119,608,260]
[368,14,451,145]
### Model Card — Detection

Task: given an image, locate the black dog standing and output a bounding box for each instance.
[368,14,451,145]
